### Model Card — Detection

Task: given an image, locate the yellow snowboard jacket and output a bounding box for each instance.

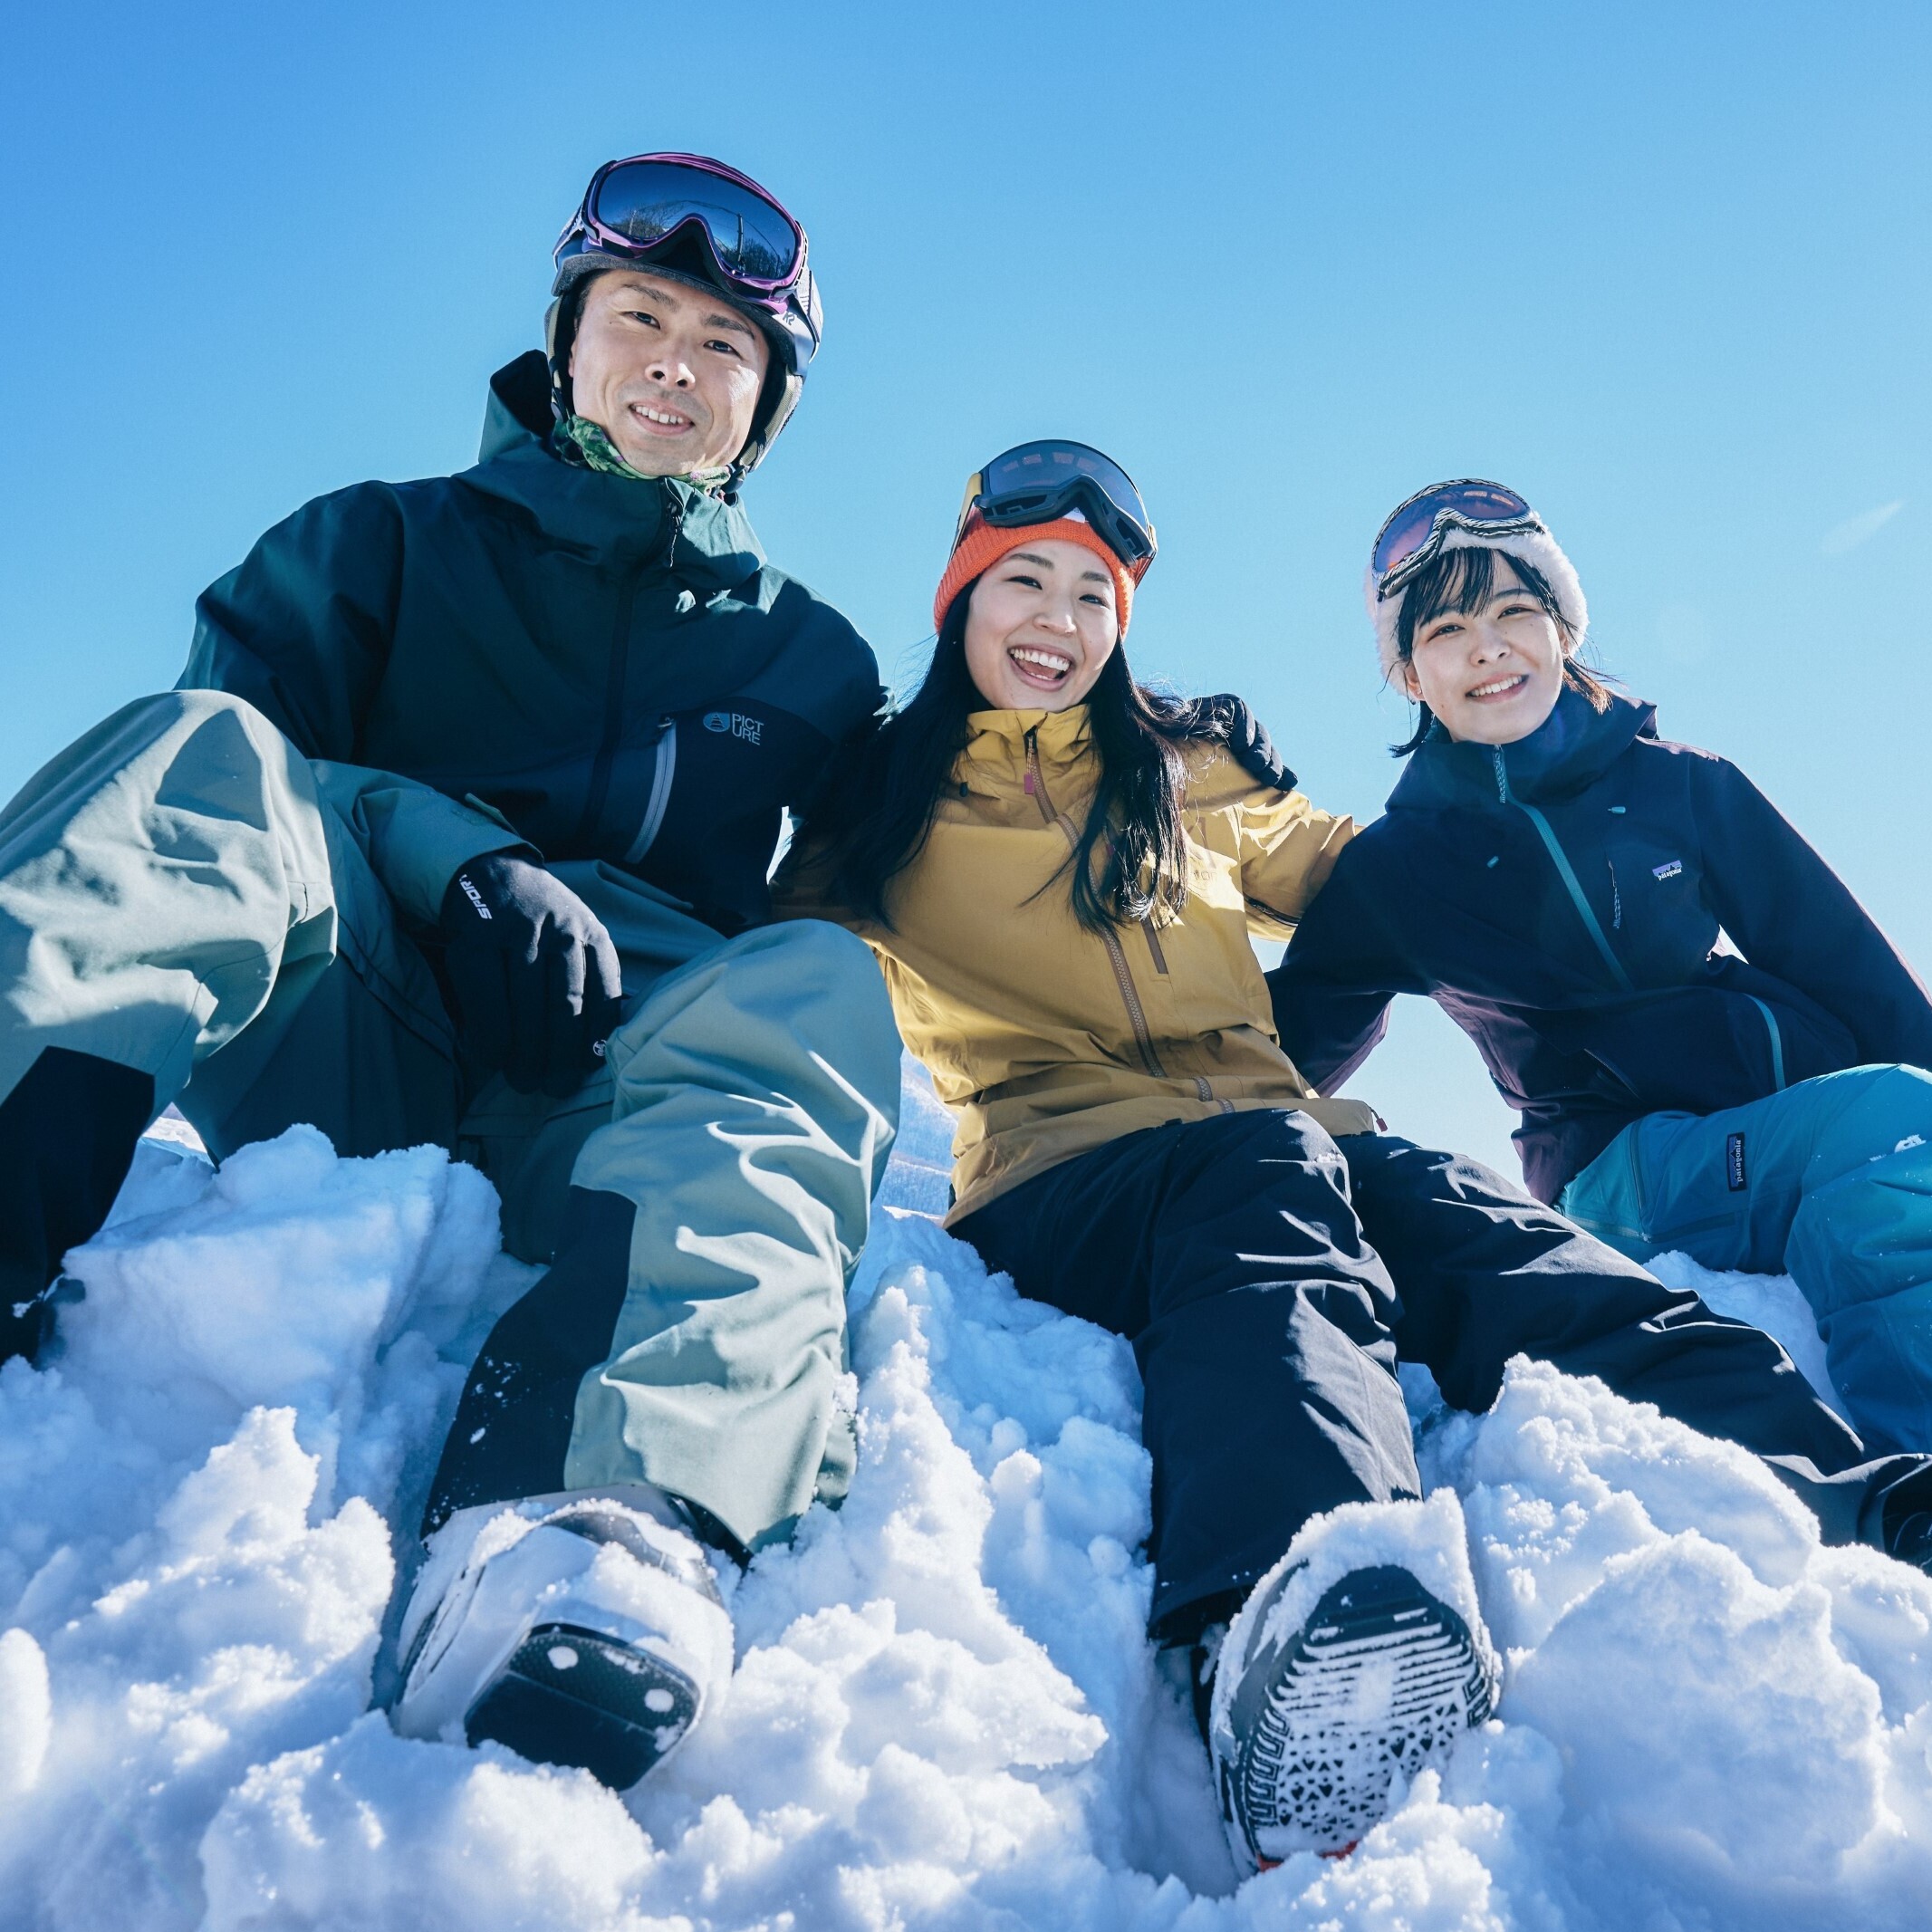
[777,704,1379,1223]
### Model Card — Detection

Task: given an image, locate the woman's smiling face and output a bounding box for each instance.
[1400,554,1569,745]
[962,539,1120,711]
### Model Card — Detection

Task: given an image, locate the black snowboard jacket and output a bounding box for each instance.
[179,351,883,937]
[1269,687,1932,1204]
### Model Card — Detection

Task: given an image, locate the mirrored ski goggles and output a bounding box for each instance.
[559,153,806,296]
[1370,479,1543,599]
[955,440,1157,574]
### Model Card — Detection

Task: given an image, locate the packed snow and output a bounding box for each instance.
[1,1062,1928,1930]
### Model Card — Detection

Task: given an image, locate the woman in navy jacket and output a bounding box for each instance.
[1271,480,1932,1453]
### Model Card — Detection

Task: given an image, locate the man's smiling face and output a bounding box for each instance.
[567,270,771,477]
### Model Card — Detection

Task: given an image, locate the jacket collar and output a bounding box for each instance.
[457,352,766,588]
[963,705,1095,772]
[1389,685,1657,812]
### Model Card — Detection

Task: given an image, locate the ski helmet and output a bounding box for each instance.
[547,153,823,483]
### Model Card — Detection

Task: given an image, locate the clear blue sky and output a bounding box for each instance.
[3,0,1927,1171]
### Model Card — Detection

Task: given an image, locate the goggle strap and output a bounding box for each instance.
[953,471,987,549]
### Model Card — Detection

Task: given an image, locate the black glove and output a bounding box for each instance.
[438,853,623,1096]
[1204,693,1296,793]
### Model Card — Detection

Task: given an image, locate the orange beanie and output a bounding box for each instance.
[932,514,1138,637]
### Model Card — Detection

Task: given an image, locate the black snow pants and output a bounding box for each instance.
[953,1107,1923,1641]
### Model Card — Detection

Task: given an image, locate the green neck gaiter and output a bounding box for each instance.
[551,414,730,495]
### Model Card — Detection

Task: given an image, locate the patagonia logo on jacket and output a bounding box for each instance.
[1726,1131,1748,1191]
[1653,860,1684,880]
[704,711,764,745]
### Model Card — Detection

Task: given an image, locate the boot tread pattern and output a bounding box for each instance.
[464,1620,700,1790]
[1233,1565,1491,1860]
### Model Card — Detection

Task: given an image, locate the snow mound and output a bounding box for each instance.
[0,1088,1927,1930]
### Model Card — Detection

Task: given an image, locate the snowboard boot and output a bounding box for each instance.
[1885,1491,1932,1568]
[1207,1497,1499,1871]
[1886,1507,1932,1575]
[1869,1460,1932,1577]
[392,1486,735,1790]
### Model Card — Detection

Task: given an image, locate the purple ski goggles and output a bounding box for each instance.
[555,153,807,303]
[1370,480,1544,600]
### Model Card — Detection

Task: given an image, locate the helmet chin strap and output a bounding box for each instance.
[543,293,576,419]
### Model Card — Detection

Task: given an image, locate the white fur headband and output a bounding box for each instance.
[1366,520,1589,681]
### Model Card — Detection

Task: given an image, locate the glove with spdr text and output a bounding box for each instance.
[438,852,623,1096]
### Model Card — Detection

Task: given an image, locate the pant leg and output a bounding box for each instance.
[454,862,735,1268]
[956,1107,1420,1645]
[177,786,461,1163]
[1350,1135,1866,1470]
[423,919,900,1550]
[1782,1066,1932,1454]
[1351,1134,1932,1549]
[1561,1070,1932,1454]
[0,690,383,1325]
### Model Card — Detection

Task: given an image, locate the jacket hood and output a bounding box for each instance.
[478,349,554,462]
[1389,685,1657,812]
[461,351,766,588]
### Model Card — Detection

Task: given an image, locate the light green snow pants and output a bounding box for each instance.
[0,690,900,1545]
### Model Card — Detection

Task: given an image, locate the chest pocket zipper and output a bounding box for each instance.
[1495,747,1634,994]
[1026,731,1168,1080]
[622,717,678,865]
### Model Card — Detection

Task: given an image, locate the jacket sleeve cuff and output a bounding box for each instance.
[309,760,539,926]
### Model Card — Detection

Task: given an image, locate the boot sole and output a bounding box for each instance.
[1229,1565,1493,1862]
[465,1620,702,1791]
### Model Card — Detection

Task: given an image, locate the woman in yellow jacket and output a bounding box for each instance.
[779,440,1927,1870]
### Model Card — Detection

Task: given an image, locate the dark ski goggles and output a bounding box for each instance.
[955,439,1158,574]
[1370,479,1544,599]
[556,153,806,300]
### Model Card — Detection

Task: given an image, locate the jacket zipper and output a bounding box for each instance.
[575,488,685,853]
[621,716,678,864]
[1493,746,1635,994]
[1502,759,1781,1086]
[1143,919,1169,975]
[1099,829,1171,976]
[1026,730,1168,1080]
[1745,995,1788,1090]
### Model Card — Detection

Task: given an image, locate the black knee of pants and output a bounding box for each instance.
[422,1187,636,1535]
[1342,1135,1869,1475]
[956,1108,1420,1644]
[0,1046,154,1361]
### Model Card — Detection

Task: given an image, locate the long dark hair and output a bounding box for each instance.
[1390,545,1611,755]
[800,585,1233,934]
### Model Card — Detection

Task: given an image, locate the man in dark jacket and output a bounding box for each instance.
[0,153,900,1789]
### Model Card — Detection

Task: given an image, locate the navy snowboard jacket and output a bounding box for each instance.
[180,351,883,937]
[1269,687,1932,1204]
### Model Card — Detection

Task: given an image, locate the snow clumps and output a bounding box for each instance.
[0,1069,1926,1928]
